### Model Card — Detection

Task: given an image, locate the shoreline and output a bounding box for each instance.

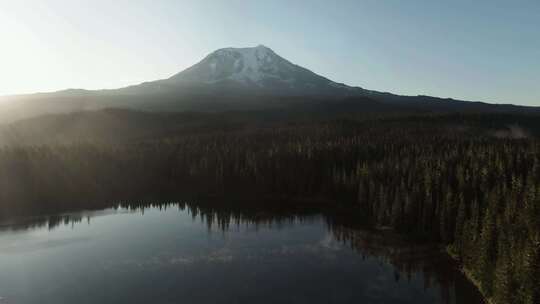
[446,246,493,304]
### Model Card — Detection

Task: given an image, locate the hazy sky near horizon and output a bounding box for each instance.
[0,0,539,105]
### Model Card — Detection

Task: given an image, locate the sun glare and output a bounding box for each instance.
[0,9,62,96]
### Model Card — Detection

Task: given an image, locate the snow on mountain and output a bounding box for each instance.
[165,45,362,95]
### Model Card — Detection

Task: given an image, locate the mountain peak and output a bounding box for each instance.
[208,45,276,71]
[166,45,361,96]
[221,44,270,50]
[216,44,272,52]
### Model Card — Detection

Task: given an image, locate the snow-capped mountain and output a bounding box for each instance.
[160,45,361,96]
[3,44,536,124]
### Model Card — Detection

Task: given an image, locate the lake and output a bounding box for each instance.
[0,203,485,304]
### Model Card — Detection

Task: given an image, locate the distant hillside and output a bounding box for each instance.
[2,107,540,147]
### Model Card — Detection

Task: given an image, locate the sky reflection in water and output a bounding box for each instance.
[0,204,485,304]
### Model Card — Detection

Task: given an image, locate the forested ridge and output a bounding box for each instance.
[0,111,539,303]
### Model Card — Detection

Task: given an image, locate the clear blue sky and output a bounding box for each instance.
[1,0,539,105]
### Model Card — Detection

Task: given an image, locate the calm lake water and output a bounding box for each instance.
[0,204,485,304]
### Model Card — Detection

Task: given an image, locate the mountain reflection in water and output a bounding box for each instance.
[0,201,485,304]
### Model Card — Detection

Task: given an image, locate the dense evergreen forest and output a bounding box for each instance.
[0,111,539,304]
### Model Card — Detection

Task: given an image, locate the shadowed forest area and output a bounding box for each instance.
[0,110,539,304]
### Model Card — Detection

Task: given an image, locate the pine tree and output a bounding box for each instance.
[493,233,515,304]
[522,237,540,304]
[453,196,466,258]
[478,207,497,296]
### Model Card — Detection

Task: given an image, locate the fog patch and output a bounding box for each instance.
[493,124,530,139]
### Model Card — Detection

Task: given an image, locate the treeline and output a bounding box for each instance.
[0,114,539,303]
